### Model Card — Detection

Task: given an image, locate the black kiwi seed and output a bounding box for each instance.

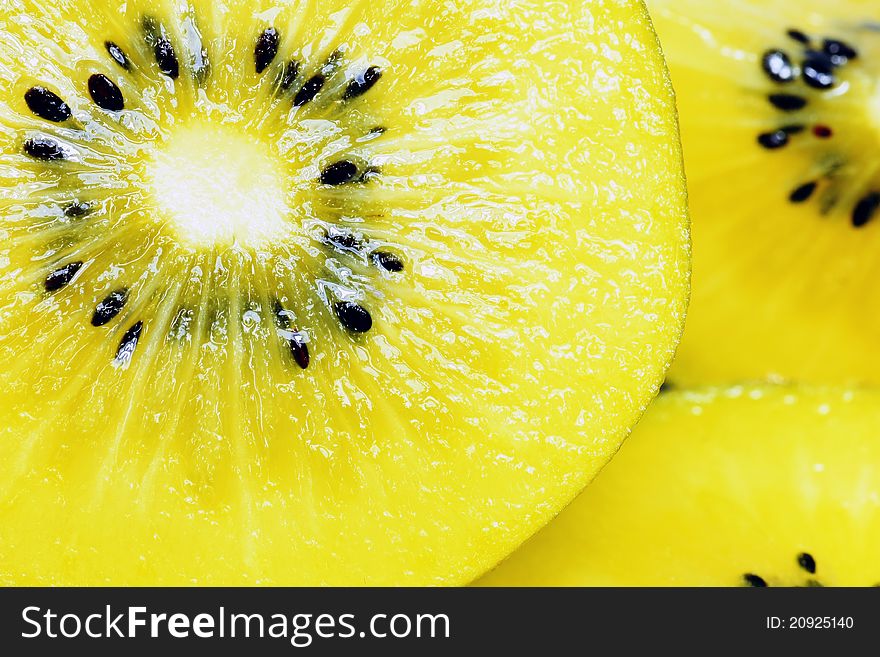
[273,301,310,369]
[343,66,383,100]
[115,321,143,362]
[64,201,92,218]
[757,130,789,149]
[143,17,179,79]
[278,60,300,91]
[802,57,835,89]
[88,74,125,111]
[334,301,372,333]
[768,93,806,111]
[325,227,362,250]
[822,38,858,65]
[24,136,69,161]
[789,181,817,203]
[797,552,817,575]
[45,261,83,292]
[155,38,180,79]
[105,41,131,70]
[852,192,880,228]
[320,160,359,186]
[24,87,71,123]
[743,573,768,587]
[143,16,179,79]
[288,333,310,369]
[255,27,280,74]
[293,74,326,107]
[761,50,796,83]
[372,250,404,272]
[91,289,129,327]
[787,29,811,45]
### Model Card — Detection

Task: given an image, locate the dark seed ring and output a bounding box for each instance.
[22,18,399,368]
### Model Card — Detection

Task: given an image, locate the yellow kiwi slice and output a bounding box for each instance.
[479,385,880,586]
[0,0,689,585]
[648,0,880,384]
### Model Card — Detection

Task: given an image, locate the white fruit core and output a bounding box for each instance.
[150,124,291,249]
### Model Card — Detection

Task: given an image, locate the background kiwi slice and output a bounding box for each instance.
[479,384,880,586]
[0,0,689,585]
[648,0,880,385]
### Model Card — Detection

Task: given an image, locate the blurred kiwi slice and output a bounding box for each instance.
[649,0,880,385]
[0,0,689,584]
[479,385,880,586]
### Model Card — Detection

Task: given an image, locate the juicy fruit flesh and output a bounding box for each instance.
[150,124,291,248]
[648,0,880,385]
[479,385,880,587]
[0,0,689,585]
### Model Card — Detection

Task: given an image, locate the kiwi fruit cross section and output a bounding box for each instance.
[479,386,880,587]
[24,16,393,367]
[0,0,689,584]
[647,0,880,385]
